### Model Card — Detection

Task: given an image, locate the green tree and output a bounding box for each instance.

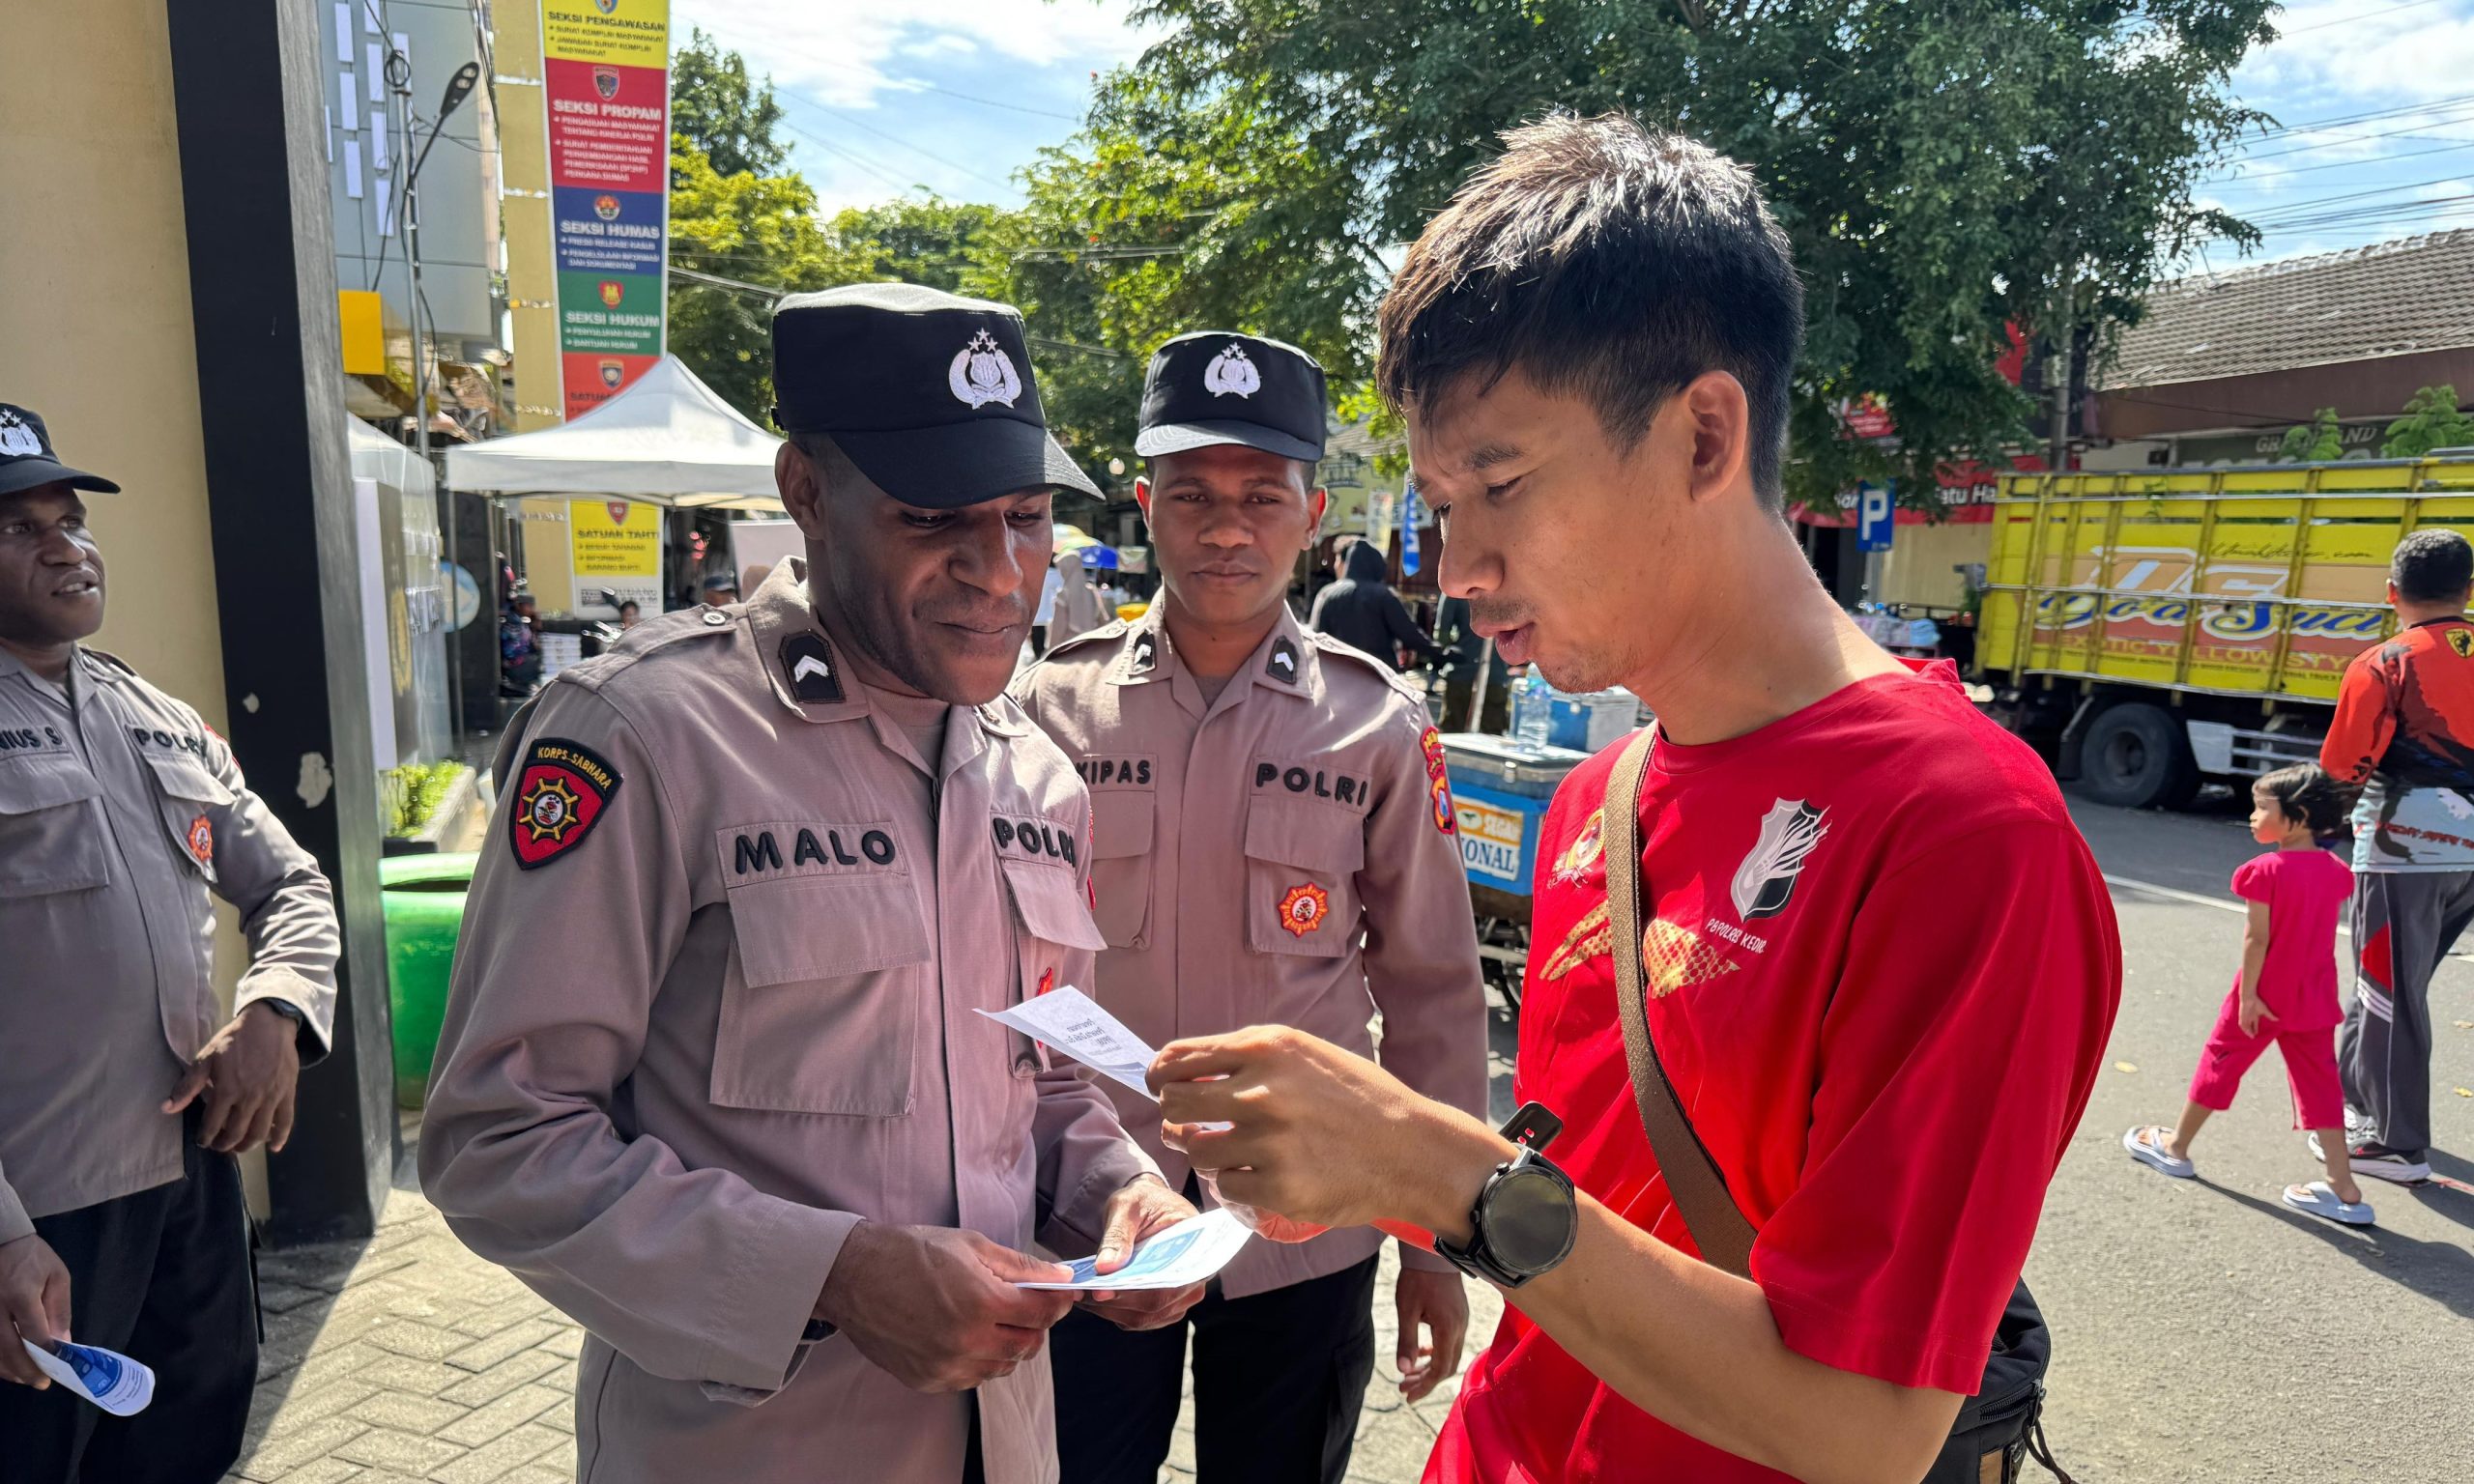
[666,138,857,421]
[831,199,1007,293]
[970,73,1376,488]
[669,127,1029,425]
[670,29,787,181]
[2382,385,2474,459]
[2278,407,2344,463]
[1106,0,2276,504]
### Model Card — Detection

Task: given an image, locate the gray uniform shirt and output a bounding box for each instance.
[418,562,1155,1484]
[1012,605,1488,1298]
[0,645,339,1241]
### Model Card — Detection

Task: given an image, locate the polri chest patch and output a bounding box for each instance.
[1251,756,1373,812]
[508,737,621,870]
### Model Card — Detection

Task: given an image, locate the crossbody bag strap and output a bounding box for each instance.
[1604,725,1760,1279]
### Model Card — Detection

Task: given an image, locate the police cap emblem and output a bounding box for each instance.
[948,328,1022,410]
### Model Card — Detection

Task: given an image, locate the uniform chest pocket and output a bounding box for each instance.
[0,756,110,899]
[140,752,233,884]
[712,871,931,1117]
[1243,799,1365,958]
[1087,790,1154,950]
[1000,855,1108,1075]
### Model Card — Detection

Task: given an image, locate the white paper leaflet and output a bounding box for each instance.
[977,986,1158,1099]
[1014,1208,1250,1291]
[23,1339,155,1416]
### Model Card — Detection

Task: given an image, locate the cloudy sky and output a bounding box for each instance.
[671,0,2474,273]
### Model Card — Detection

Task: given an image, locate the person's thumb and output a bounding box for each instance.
[1093,1199,1142,1276]
[2259,1004,2280,1020]
[162,1060,212,1115]
[43,1266,71,1346]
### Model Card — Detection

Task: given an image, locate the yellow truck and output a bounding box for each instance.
[1977,455,2474,808]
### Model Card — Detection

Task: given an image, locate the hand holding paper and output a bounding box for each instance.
[20,1339,154,1415]
[1015,1209,1249,1291]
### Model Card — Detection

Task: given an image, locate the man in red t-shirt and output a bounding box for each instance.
[1148,115,2121,1484]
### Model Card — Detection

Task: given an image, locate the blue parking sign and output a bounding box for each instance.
[1857,482,1894,553]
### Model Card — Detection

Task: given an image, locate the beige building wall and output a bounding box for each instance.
[1,0,270,1211]
[496,3,563,432]
[1877,520,1996,612]
[0,2,222,707]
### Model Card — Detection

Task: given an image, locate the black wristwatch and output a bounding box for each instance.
[1434,1101,1577,1289]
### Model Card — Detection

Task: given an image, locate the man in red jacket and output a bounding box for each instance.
[1148,115,2121,1484]
[2316,528,2474,1184]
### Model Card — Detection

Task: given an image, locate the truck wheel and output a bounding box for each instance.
[2074,703,2199,810]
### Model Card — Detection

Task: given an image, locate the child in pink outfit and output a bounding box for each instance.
[2126,763,2371,1225]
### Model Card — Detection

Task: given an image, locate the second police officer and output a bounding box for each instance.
[0,404,340,1484]
[1013,333,1489,1483]
[418,285,1201,1484]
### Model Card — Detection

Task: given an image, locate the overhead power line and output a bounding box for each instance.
[776,118,923,194]
[2277,0,2456,37]
[777,93,1015,191]
[763,51,1085,122]
[2243,89,2474,142]
[2208,135,2474,183]
[2241,168,2474,224]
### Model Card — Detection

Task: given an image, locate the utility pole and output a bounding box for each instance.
[392,53,480,740]
[2048,316,2074,472]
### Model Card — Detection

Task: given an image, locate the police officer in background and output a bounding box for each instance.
[1013,335,1489,1483]
[0,403,340,1483]
[419,285,1200,1484]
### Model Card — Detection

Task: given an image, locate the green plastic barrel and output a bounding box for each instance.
[379,851,477,1108]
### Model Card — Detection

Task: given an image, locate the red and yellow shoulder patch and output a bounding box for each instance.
[1420,726,1456,834]
[508,737,621,870]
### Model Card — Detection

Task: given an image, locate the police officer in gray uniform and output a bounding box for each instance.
[0,404,340,1484]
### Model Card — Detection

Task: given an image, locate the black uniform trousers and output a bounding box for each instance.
[0,1116,256,1484]
[1049,1253,1379,1484]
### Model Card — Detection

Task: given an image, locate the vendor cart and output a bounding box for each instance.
[1440,732,1594,1011]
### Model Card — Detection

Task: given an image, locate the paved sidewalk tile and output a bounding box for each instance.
[230,1171,1490,1484]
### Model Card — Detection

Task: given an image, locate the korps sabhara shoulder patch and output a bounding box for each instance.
[509,737,621,870]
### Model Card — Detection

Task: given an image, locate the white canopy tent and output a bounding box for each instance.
[444,354,786,510]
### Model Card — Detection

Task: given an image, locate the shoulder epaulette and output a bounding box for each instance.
[555,606,736,693]
[79,646,139,678]
[1021,619,1131,677]
[1306,630,1429,706]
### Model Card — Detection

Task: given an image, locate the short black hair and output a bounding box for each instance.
[2392,528,2474,604]
[791,432,873,497]
[2256,762,2353,838]
[1376,113,1805,506]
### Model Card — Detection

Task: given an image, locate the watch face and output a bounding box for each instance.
[1485,1165,1577,1275]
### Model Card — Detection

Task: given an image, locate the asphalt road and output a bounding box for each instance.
[2032,798,2474,1483]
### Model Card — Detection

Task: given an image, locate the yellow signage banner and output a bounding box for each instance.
[568,499,662,614]
[541,0,669,68]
